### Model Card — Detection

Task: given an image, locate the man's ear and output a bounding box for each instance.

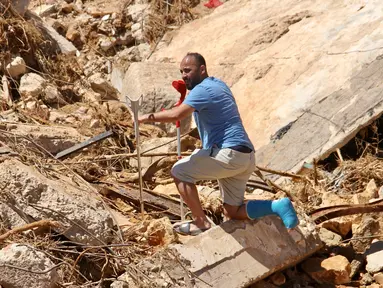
[200,65,207,75]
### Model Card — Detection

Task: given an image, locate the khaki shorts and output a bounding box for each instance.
[171,147,255,206]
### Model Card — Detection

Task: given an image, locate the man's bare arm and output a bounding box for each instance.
[138,103,194,124]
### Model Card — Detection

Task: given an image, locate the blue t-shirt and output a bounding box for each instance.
[184,77,254,150]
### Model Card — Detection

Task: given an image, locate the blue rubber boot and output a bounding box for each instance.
[246,198,299,229]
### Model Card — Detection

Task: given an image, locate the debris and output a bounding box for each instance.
[0,243,59,288]
[55,130,114,159]
[0,159,114,245]
[374,272,383,285]
[0,220,61,242]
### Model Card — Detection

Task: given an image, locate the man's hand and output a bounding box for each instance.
[137,104,194,124]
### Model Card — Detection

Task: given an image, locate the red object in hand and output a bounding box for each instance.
[204,0,223,9]
[172,80,187,128]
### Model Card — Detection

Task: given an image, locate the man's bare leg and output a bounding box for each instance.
[173,177,211,230]
[223,199,299,229]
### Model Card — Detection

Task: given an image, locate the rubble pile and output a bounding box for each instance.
[0,0,382,287]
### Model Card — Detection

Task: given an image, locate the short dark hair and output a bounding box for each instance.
[186,52,206,67]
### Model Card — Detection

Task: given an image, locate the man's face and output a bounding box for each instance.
[180,56,204,90]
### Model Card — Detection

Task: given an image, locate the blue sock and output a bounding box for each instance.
[246,198,299,229]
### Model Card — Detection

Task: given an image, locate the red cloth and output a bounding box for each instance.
[204,0,223,8]
[171,80,187,128]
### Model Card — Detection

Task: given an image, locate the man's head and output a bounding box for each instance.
[180,53,208,90]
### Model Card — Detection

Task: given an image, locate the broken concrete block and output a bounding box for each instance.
[0,123,86,155]
[169,217,322,287]
[319,227,342,246]
[0,243,59,288]
[302,255,351,285]
[44,84,67,105]
[0,159,114,245]
[6,56,27,78]
[365,240,383,274]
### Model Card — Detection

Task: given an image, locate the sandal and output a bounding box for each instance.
[173,221,210,236]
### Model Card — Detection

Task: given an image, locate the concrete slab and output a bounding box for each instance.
[170,216,322,288]
[256,55,383,179]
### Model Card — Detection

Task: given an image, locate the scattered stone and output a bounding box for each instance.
[373,272,383,285]
[89,72,119,100]
[153,183,179,198]
[378,186,383,199]
[60,2,73,13]
[110,272,136,287]
[322,218,353,238]
[33,4,57,17]
[367,284,381,288]
[361,273,374,285]
[352,216,380,252]
[25,100,38,110]
[302,255,351,285]
[99,37,117,51]
[269,272,286,286]
[6,56,27,78]
[349,254,365,279]
[0,243,59,288]
[0,159,114,245]
[365,240,383,274]
[19,72,46,98]
[144,217,177,246]
[355,179,378,204]
[319,227,343,246]
[89,119,101,128]
[44,84,67,105]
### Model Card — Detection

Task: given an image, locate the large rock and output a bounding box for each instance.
[302,255,351,285]
[151,0,383,177]
[121,62,192,135]
[0,159,114,245]
[0,123,86,155]
[365,240,383,274]
[0,243,59,288]
[166,217,322,287]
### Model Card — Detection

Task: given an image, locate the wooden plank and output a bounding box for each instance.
[103,182,188,220]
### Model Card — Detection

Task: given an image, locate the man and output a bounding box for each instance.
[138,52,298,236]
